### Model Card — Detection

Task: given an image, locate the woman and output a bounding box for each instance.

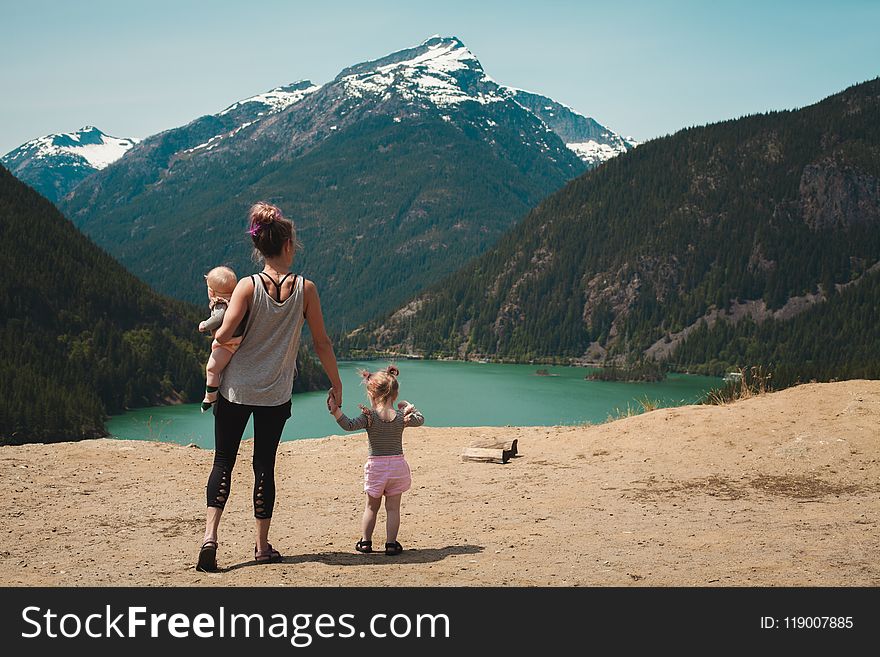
[196,201,342,572]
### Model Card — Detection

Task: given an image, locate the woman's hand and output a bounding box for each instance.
[304,279,343,406]
[397,400,415,414]
[326,389,340,414]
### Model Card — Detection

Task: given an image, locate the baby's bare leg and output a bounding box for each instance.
[205,348,234,390]
[203,348,234,411]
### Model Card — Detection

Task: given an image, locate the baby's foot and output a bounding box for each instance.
[201,387,218,413]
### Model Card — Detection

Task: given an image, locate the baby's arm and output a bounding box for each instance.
[199,305,226,333]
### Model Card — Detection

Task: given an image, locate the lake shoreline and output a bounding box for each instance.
[337,353,718,378]
[105,361,723,447]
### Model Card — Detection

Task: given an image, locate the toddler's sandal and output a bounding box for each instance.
[355,540,372,553]
[254,543,283,564]
[385,541,403,556]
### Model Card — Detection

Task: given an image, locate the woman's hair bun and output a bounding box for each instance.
[386,365,400,377]
[250,201,281,226]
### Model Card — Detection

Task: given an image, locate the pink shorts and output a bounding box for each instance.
[364,455,411,498]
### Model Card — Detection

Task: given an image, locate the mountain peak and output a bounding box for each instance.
[420,35,465,48]
[337,35,482,80]
[3,126,138,165]
[219,79,320,116]
[60,126,110,147]
[1,126,139,201]
[334,35,497,109]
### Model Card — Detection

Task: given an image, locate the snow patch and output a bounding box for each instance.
[219,83,321,116]
[566,140,629,165]
[183,120,257,154]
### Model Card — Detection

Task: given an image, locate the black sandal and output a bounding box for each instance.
[196,540,218,572]
[355,540,372,553]
[254,543,282,564]
[201,387,219,413]
[385,541,403,556]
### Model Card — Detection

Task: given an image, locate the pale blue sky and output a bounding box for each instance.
[1,0,878,153]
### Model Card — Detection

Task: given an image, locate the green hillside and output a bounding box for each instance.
[60,111,582,331]
[344,78,880,387]
[0,166,328,444]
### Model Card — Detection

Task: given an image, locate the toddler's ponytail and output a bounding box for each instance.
[358,365,399,404]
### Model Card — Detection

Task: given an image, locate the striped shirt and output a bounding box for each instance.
[336,408,425,456]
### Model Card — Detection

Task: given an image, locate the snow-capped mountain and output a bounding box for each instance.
[307,35,634,166]
[9,37,632,203]
[338,36,505,107]
[59,36,635,329]
[112,36,632,171]
[507,88,639,166]
[1,126,139,202]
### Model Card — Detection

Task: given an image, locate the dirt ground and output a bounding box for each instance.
[1,380,878,586]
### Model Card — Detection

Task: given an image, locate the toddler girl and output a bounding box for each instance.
[198,266,247,412]
[328,365,424,555]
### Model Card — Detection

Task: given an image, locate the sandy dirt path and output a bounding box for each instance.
[1,380,878,586]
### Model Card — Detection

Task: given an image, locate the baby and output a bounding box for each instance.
[199,266,246,412]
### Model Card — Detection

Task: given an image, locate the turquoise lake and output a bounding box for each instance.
[106,360,723,448]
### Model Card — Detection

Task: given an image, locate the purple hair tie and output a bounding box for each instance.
[248,225,261,237]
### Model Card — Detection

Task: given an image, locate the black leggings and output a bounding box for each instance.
[206,394,291,519]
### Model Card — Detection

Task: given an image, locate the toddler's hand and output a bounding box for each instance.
[397,400,414,413]
[198,321,208,333]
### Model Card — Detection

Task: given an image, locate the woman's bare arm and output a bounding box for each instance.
[303,278,343,406]
[214,277,253,344]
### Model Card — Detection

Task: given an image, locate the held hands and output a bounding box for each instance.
[326,390,340,414]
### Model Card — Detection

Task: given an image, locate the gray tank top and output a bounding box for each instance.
[219,274,305,406]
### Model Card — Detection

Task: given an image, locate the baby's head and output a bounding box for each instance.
[359,365,400,406]
[205,266,237,301]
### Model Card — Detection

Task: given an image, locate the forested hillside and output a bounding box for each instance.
[0,166,327,444]
[344,78,880,387]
